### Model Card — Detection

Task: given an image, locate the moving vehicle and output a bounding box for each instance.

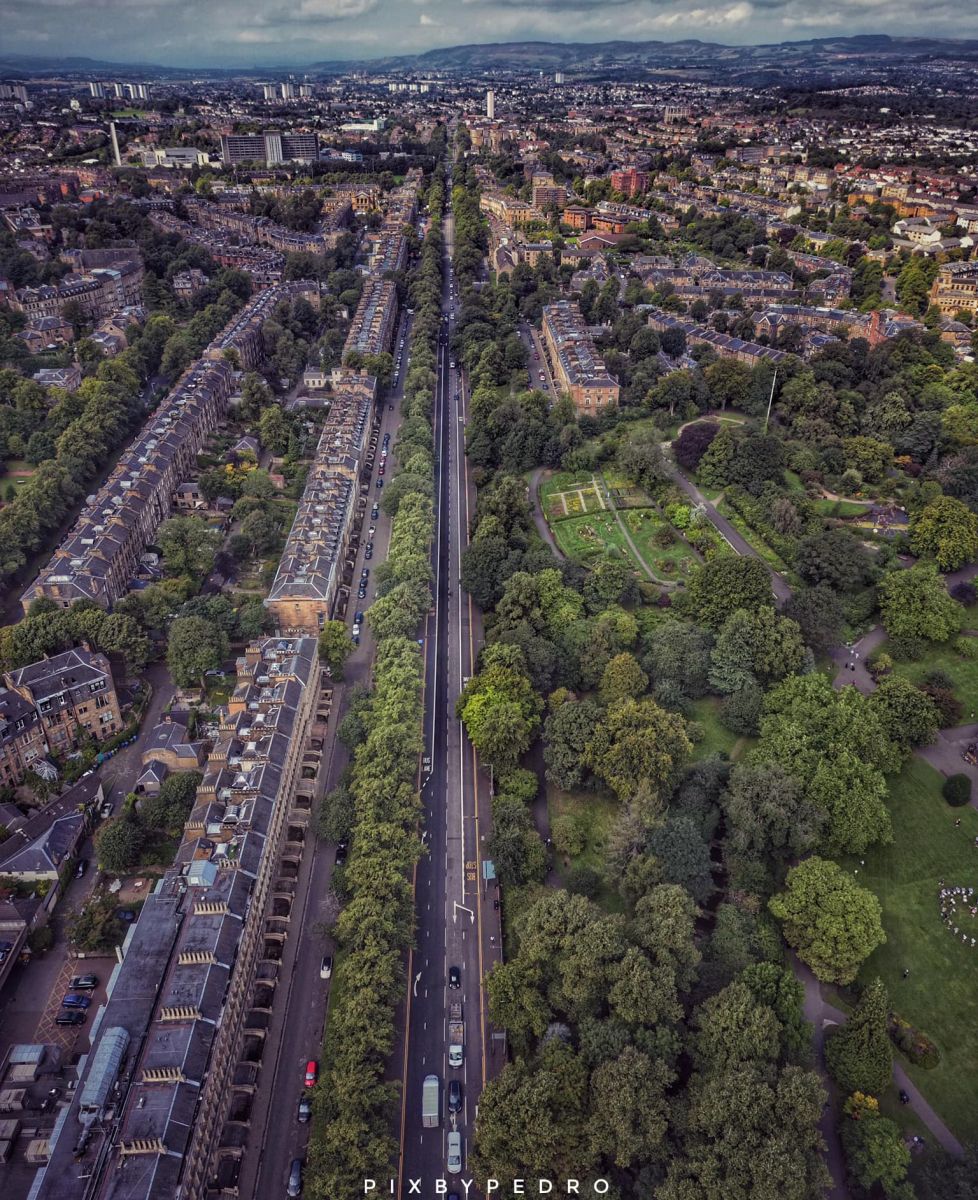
[448,964,461,988]
[448,1001,464,1068]
[304,1060,318,1087]
[447,1078,462,1114]
[288,1157,304,1198]
[62,993,92,1009]
[69,974,98,991]
[56,1011,86,1027]
[422,1074,440,1128]
[447,1132,462,1175]
[320,955,332,980]
[297,1096,312,1123]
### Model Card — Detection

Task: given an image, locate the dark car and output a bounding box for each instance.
[69,974,98,991]
[297,1096,312,1123]
[0,941,13,964]
[376,479,384,490]
[75,858,88,877]
[335,839,349,865]
[361,567,369,579]
[371,506,379,520]
[355,611,364,623]
[899,1090,910,1104]
[364,546,373,561]
[448,965,461,989]
[447,1079,462,1113]
[62,993,92,1009]
[116,909,136,922]
[56,1010,86,1026]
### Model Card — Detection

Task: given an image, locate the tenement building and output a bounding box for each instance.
[541,300,620,412]
[30,637,321,1200]
[342,276,398,362]
[265,372,376,632]
[6,647,123,753]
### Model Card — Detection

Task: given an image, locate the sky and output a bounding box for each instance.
[3,0,978,67]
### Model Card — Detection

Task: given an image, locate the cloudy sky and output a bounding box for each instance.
[3,0,978,67]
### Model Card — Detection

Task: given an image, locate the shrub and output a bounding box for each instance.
[954,637,978,661]
[921,684,963,728]
[943,773,972,807]
[888,1012,941,1069]
[867,652,893,680]
[565,863,602,898]
[950,581,977,607]
[889,636,926,661]
[551,812,587,857]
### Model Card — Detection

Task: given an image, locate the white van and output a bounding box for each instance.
[447,1131,462,1175]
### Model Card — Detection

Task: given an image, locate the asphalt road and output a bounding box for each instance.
[397,165,502,1196]
[240,308,415,1200]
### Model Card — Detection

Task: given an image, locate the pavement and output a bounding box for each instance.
[528,467,564,558]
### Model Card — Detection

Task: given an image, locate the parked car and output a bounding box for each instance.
[69,974,98,991]
[376,479,384,490]
[56,1011,86,1027]
[297,1096,312,1123]
[288,1157,304,1198]
[62,993,92,1009]
[75,858,88,878]
[100,801,113,819]
[335,839,349,865]
[355,610,365,623]
[364,546,373,561]
[371,506,379,520]
[0,941,13,964]
[320,955,333,980]
[116,909,136,922]
[304,1060,318,1087]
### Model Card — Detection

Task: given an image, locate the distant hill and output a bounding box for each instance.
[3,35,978,78]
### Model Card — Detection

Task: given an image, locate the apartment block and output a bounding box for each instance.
[342,276,398,361]
[23,284,314,613]
[541,301,620,412]
[6,647,123,754]
[220,131,320,167]
[31,637,321,1200]
[610,166,649,197]
[0,688,46,788]
[531,183,566,212]
[646,307,793,367]
[265,372,376,633]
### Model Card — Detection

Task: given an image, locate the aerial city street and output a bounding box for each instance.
[0,7,977,1200]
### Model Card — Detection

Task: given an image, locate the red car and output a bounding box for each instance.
[304,1060,318,1087]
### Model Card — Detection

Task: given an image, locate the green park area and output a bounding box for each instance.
[886,637,978,714]
[546,783,622,912]
[620,507,699,582]
[540,471,609,521]
[840,757,978,1143]
[551,511,633,566]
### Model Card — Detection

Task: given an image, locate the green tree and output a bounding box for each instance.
[825,978,892,1096]
[599,652,648,705]
[157,515,219,579]
[869,675,940,754]
[841,1111,911,1195]
[709,606,806,693]
[543,696,602,792]
[584,696,691,818]
[94,811,144,873]
[878,562,962,643]
[910,495,978,572]
[317,619,353,678]
[769,857,886,984]
[167,615,229,688]
[686,556,773,629]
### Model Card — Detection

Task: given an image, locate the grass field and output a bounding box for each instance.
[814,498,874,518]
[717,500,793,576]
[547,784,622,912]
[887,640,978,713]
[687,696,752,762]
[838,757,978,1143]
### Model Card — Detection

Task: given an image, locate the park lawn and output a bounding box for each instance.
[551,512,639,570]
[838,757,978,1143]
[687,697,751,762]
[783,469,807,494]
[813,498,873,518]
[887,640,978,714]
[547,784,623,912]
[622,508,698,582]
[4,459,36,478]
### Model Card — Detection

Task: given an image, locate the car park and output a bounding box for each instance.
[304,1060,318,1087]
[320,955,333,980]
[69,974,98,991]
